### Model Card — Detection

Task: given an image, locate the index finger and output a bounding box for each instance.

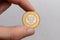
[7,0,35,11]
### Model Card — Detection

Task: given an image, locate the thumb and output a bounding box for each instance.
[10,25,35,40]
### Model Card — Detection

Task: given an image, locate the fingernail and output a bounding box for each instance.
[27,28,35,35]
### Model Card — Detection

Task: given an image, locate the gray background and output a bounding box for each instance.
[0,0,60,40]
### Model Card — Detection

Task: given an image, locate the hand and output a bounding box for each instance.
[0,0,35,40]
[0,0,34,14]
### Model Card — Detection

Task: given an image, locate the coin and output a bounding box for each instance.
[22,11,40,28]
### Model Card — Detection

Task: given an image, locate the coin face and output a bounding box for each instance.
[26,14,36,25]
[22,11,40,28]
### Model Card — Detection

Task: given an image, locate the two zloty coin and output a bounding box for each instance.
[22,11,40,28]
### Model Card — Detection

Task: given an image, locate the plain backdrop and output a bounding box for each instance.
[0,0,60,40]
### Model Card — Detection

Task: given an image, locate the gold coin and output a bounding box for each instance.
[22,11,40,28]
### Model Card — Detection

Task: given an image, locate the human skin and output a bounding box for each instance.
[0,0,35,40]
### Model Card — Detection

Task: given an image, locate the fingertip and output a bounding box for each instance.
[19,26,35,39]
[7,0,35,11]
[10,25,35,39]
[16,25,35,35]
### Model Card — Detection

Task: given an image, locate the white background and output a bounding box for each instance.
[0,0,60,40]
